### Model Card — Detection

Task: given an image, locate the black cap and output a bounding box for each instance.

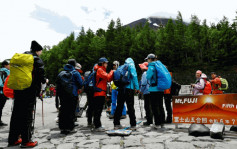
[30,40,43,52]
[68,59,77,67]
[1,60,9,68]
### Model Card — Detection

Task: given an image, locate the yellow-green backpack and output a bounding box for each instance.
[8,53,34,90]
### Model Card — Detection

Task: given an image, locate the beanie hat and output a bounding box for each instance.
[68,59,77,67]
[30,40,43,52]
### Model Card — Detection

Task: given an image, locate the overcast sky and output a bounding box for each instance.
[0,0,236,61]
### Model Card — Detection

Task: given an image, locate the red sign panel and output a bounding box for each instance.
[172,94,237,125]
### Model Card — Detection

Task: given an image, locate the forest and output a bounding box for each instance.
[40,12,237,93]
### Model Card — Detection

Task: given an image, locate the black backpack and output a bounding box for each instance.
[56,70,75,97]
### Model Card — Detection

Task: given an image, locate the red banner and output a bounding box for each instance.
[172,94,237,125]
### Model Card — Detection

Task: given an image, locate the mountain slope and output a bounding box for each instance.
[125,17,188,29]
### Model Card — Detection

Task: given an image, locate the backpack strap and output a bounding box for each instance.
[0,71,7,91]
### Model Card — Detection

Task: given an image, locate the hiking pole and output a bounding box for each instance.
[40,91,44,126]
[31,101,36,135]
[138,93,143,119]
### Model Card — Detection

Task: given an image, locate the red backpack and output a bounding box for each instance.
[201,80,212,95]
[3,75,14,98]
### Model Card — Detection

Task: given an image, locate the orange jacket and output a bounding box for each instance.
[3,75,14,98]
[164,72,173,94]
[210,77,223,94]
[94,65,114,97]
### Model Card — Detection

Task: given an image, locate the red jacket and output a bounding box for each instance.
[210,77,223,94]
[94,65,114,97]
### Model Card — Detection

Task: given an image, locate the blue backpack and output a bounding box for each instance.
[113,64,130,88]
[56,70,75,96]
[154,61,172,90]
[83,70,104,92]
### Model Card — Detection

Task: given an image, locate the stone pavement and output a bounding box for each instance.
[0,96,237,149]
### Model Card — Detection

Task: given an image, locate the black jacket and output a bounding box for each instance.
[22,51,46,97]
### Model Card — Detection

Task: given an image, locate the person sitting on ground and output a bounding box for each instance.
[191,70,205,95]
[210,72,223,94]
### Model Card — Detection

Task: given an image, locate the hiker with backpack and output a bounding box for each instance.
[164,70,173,124]
[93,57,114,131]
[0,60,10,126]
[56,59,83,134]
[113,58,139,130]
[83,69,95,128]
[210,72,225,94]
[146,54,172,129]
[139,62,153,126]
[109,61,127,119]
[8,41,47,148]
[191,70,205,95]
[200,73,212,95]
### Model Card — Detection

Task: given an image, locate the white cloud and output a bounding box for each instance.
[0,0,237,61]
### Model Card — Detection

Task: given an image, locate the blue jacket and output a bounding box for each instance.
[146,61,164,92]
[0,68,10,94]
[140,71,150,95]
[64,64,83,97]
[125,58,139,90]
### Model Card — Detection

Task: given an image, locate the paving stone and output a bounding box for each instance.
[145,143,164,149]
[76,139,100,148]
[101,145,120,149]
[175,135,195,142]
[64,136,87,143]
[143,131,162,137]
[101,137,121,145]
[165,142,195,149]
[37,129,51,134]
[124,138,142,147]
[57,143,74,149]
[192,141,215,148]
[36,143,56,149]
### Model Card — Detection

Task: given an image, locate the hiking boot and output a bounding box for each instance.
[0,121,8,126]
[129,126,137,131]
[8,138,22,147]
[114,125,125,130]
[94,126,105,132]
[120,115,127,119]
[109,114,114,119]
[61,129,70,135]
[143,121,152,126]
[70,129,77,134]
[74,123,79,127]
[160,125,166,131]
[20,141,38,148]
[154,125,160,129]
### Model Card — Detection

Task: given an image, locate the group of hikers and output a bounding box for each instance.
[0,40,228,148]
[191,70,228,95]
